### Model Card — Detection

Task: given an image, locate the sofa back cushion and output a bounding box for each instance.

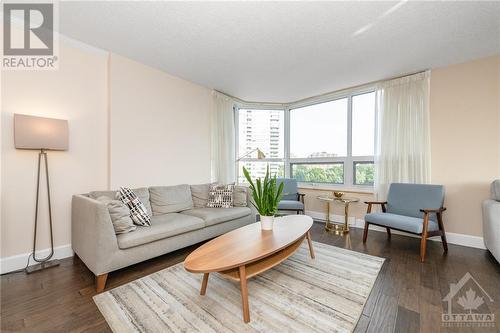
[233,186,248,207]
[491,180,500,201]
[387,183,444,221]
[89,188,152,217]
[96,196,136,234]
[191,183,210,208]
[149,184,194,215]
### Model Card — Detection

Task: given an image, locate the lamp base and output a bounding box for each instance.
[25,259,60,274]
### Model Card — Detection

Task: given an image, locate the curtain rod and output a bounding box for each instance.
[215,69,428,106]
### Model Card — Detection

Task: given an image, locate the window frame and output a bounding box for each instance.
[353,160,375,186]
[290,161,345,185]
[234,86,376,190]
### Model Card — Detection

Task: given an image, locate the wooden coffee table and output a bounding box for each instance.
[184,215,315,323]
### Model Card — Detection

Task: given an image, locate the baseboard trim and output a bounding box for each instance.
[0,244,74,274]
[305,210,486,250]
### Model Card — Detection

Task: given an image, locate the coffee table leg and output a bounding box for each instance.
[306,231,315,259]
[239,265,250,323]
[200,273,209,295]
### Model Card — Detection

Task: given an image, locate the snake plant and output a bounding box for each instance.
[242,165,284,216]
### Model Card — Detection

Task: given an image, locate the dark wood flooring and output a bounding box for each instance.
[1,222,499,333]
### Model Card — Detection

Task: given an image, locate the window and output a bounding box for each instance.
[290,98,348,158]
[352,92,376,156]
[235,90,376,188]
[353,161,374,186]
[291,163,344,184]
[236,109,284,183]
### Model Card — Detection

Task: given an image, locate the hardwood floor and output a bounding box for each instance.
[1,222,499,332]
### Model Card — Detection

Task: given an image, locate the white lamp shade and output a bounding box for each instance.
[14,114,69,150]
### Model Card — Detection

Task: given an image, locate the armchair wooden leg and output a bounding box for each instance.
[420,214,430,262]
[96,273,108,293]
[420,234,428,262]
[441,232,448,253]
[437,212,448,253]
[363,222,370,243]
[386,228,391,239]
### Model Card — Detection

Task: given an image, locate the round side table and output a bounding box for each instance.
[317,196,360,235]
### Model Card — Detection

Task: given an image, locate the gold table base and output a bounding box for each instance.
[325,221,349,235]
[319,196,359,236]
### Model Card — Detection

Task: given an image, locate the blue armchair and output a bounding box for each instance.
[363,183,447,262]
[276,178,305,214]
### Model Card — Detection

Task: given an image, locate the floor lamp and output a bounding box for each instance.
[236,148,266,161]
[14,114,69,273]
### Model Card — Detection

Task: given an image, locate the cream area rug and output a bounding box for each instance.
[94,241,384,333]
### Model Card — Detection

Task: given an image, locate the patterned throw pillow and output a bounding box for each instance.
[207,183,235,208]
[117,187,151,226]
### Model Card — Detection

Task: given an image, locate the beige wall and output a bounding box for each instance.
[1,42,109,257]
[301,55,500,238]
[109,54,212,188]
[1,45,213,261]
[430,55,500,236]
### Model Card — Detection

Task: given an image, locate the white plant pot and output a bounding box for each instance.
[260,215,274,231]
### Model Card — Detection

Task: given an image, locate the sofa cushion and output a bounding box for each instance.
[365,212,439,234]
[116,213,205,249]
[278,200,304,211]
[89,187,152,217]
[491,180,500,201]
[149,184,194,215]
[191,183,210,208]
[96,196,136,234]
[181,207,251,226]
[233,186,248,207]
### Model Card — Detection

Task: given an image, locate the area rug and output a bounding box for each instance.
[94,241,384,333]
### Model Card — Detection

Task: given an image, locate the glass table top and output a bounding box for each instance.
[316,196,360,203]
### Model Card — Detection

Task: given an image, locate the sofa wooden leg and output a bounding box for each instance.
[363,222,369,243]
[386,228,391,239]
[96,273,108,293]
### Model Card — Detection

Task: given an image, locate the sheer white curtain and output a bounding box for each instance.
[211,91,236,183]
[374,71,431,199]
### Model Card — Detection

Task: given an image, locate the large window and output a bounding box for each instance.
[235,90,376,188]
[290,98,348,158]
[237,109,284,183]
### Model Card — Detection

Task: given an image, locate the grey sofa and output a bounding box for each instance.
[483,180,500,263]
[72,184,256,292]
[363,183,447,262]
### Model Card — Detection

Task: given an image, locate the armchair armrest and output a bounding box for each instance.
[420,207,447,213]
[365,201,387,213]
[297,193,305,203]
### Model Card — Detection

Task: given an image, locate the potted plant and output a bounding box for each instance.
[242,165,284,230]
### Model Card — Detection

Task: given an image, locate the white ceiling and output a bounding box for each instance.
[59,1,500,103]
